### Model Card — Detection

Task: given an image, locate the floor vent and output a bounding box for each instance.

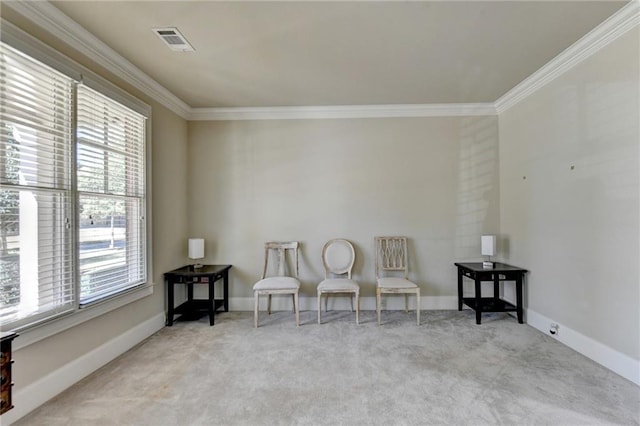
[152,27,195,52]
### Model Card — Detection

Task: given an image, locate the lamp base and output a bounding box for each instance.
[482,261,494,268]
[192,263,204,269]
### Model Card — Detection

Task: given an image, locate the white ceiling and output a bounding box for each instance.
[42,1,629,109]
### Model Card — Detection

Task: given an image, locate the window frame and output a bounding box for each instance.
[0,20,153,350]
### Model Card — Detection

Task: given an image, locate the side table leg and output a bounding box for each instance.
[167,279,174,326]
[457,269,463,311]
[187,280,194,302]
[208,277,215,326]
[223,270,229,312]
[516,275,524,324]
[475,278,482,325]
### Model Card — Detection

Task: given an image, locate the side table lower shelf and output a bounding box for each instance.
[172,299,226,322]
[462,297,517,313]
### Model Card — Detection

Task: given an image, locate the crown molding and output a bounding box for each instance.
[5,0,494,121]
[495,0,640,114]
[3,0,191,119]
[5,0,637,121]
[188,103,497,121]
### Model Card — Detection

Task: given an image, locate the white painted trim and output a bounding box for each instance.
[230,295,458,312]
[11,285,154,351]
[188,103,497,121]
[526,309,640,386]
[3,313,166,425]
[495,0,640,114]
[2,1,191,119]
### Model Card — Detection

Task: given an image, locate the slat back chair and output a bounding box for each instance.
[253,241,300,327]
[263,241,299,279]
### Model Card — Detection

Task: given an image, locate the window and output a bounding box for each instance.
[0,43,75,328]
[0,36,150,332]
[77,85,146,306]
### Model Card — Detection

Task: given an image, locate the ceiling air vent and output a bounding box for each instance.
[152,27,195,52]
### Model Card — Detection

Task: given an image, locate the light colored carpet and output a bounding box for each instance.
[15,310,640,425]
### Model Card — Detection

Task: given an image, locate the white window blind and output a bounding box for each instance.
[1,35,149,331]
[76,84,146,305]
[0,42,75,328]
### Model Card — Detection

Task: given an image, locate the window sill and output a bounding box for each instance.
[12,283,154,351]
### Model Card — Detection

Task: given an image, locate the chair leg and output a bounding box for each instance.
[254,292,259,328]
[267,294,272,315]
[350,294,354,312]
[292,294,296,312]
[376,288,382,326]
[355,291,360,325]
[294,291,300,326]
[324,294,328,312]
[416,289,421,326]
[317,291,322,324]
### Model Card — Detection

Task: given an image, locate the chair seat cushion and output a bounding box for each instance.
[253,276,300,291]
[317,278,359,292]
[377,277,418,289]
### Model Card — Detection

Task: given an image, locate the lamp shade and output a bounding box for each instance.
[188,238,205,260]
[481,235,496,256]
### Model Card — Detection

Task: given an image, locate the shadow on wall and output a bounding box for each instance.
[454,116,499,260]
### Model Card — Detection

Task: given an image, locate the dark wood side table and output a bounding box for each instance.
[164,265,232,326]
[455,262,527,324]
[1,331,18,415]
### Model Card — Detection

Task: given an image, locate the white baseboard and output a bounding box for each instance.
[526,309,640,386]
[230,295,458,312]
[4,312,165,425]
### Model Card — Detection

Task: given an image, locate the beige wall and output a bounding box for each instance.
[188,116,500,301]
[3,14,190,389]
[498,28,639,360]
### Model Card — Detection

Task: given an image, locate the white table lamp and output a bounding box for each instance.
[188,238,205,268]
[481,235,496,268]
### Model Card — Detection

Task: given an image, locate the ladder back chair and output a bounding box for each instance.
[374,236,420,325]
